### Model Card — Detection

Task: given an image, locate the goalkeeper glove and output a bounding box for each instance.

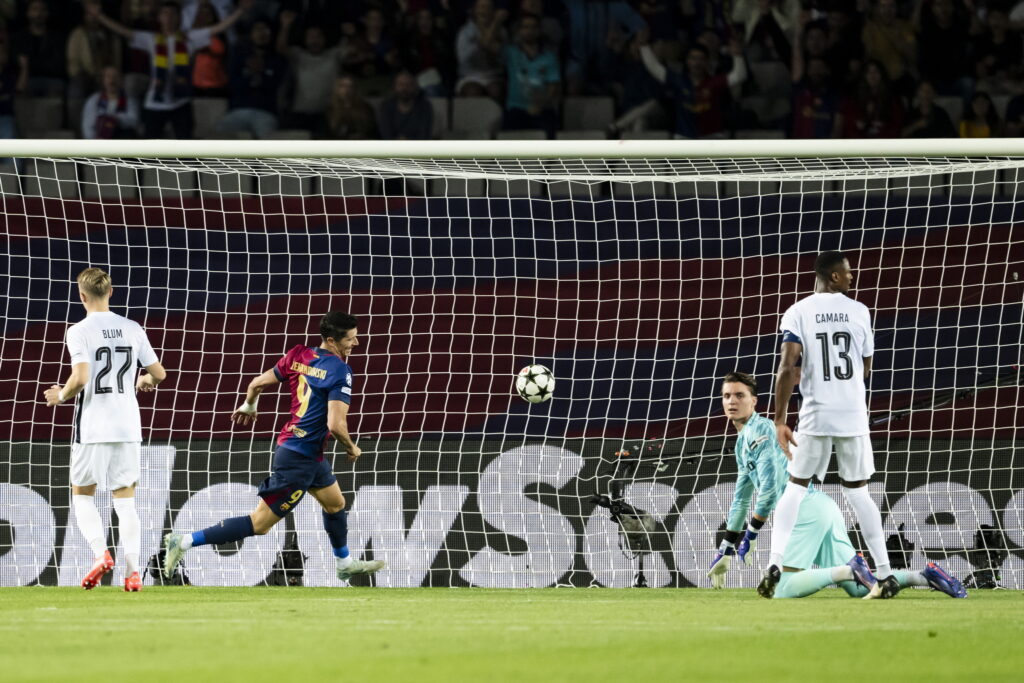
[737,530,758,565]
[707,541,735,589]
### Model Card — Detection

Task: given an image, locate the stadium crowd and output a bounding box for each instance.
[2,0,1024,140]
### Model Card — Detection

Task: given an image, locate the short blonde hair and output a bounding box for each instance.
[77,267,112,299]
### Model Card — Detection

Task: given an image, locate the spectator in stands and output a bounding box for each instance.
[502,12,559,136]
[861,0,915,93]
[278,0,347,45]
[0,42,25,140]
[959,91,1000,138]
[732,0,799,65]
[455,0,507,98]
[320,74,377,139]
[179,0,231,32]
[607,21,666,136]
[81,65,140,138]
[67,5,122,99]
[377,69,434,139]
[277,10,343,133]
[401,7,453,96]
[14,0,68,97]
[341,7,399,96]
[562,0,645,96]
[821,7,863,87]
[836,59,904,138]
[639,32,746,139]
[217,18,286,138]
[190,0,228,97]
[901,80,956,138]
[913,0,977,97]
[972,9,1023,97]
[89,0,251,138]
[517,0,561,50]
[790,57,838,139]
[1005,93,1024,137]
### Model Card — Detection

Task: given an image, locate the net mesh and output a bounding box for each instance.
[1,154,1021,588]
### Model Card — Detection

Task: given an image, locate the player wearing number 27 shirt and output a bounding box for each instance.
[758,251,892,599]
[43,268,167,592]
[162,311,385,584]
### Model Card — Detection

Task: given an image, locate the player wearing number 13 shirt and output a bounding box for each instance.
[757,251,891,598]
[162,311,385,584]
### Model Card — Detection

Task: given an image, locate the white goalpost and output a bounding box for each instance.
[0,139,1021,589]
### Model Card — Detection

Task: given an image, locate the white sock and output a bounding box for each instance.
[768,481,808,568]
[842,485,891,578]
[903,570,930,587]
[72,495,107,559]
[336,556,353,570]
[830,565,854,583]
[112,497,141,575]
[180,533,194,550]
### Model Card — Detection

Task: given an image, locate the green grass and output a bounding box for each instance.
[1,587,1021,682]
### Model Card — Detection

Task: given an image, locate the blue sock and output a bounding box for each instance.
[322,509,349,558]
[192,515,254,547]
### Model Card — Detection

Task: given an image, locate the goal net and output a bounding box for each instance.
[1,141,1021,589]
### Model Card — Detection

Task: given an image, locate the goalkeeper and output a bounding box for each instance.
[708,371,967,599]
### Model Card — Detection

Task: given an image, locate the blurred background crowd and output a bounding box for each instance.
[2,0,1024,142]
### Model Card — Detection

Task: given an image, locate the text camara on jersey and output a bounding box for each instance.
[780,292,874,436]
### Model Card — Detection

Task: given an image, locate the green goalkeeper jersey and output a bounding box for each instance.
[726,412,789,531]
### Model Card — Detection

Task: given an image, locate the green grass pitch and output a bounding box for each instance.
[1,587,1021,682]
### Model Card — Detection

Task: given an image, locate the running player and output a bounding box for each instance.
[762,250,890,598]
[708,371,966,600]
[162,311,385,583]
[44,268,167,591]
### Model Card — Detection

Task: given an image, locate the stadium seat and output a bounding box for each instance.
[992,94,1011,120]
[192,98,229,138]
[495,130,547,140]
[15,97,64,137]
[556,130,606,140]
[429,97,449,138]
[934,96,963,127]
[735,129,786,139]
[562,96,615,131]
[22,159,79,198]
[81,164,139,199]
[451,97,502,138]
[264,129,312,140]
[621,130,671,139]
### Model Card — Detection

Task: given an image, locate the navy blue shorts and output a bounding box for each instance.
[257,445,337,517]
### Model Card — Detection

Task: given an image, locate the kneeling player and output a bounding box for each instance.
[163,312,385,583]
[773,488,967,600]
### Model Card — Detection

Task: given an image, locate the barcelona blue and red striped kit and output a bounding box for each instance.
[272,344,354,459]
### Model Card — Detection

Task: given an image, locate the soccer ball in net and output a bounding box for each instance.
[515,365,555,404]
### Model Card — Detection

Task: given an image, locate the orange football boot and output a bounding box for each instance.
[81,550,114,590]
[124,572,143,592]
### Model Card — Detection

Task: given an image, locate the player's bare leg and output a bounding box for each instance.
[112,483,142,591]
[310,482,386,582]
[164,501,282,579]
[72,483,114,589]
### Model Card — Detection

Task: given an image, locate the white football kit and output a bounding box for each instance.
[65,311,159,489]
[779,292,875,481]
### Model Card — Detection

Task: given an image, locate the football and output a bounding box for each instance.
[516,364,554,403]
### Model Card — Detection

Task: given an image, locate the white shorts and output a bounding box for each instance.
[787,433,874,482]
[71,442,141,490]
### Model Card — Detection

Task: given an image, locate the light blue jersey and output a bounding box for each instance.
[726,412,789,531]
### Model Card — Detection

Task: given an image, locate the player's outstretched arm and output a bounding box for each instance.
[773,341,802,458]
[230,368,281,425]
[43,362,90,407]
[136,361,167,392]
[328,400,361,462]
